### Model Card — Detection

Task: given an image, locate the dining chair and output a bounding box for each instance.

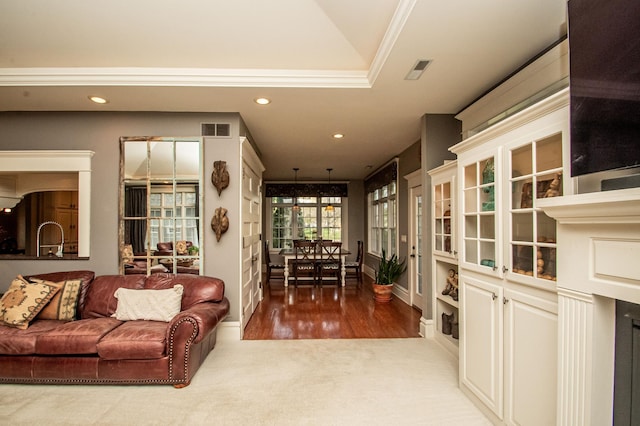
[317,241,342,285]
[344,240,364,284]
[264,240,285,282]
[292,239,317,285]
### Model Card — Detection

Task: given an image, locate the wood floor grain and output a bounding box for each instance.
[243,274,422,340]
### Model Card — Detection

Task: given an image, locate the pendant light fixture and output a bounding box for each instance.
[292,168,300,212]
[325,168,334,212]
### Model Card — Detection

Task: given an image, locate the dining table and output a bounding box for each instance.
[278,248,351,287]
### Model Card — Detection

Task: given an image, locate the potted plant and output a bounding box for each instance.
[373,249,407,303]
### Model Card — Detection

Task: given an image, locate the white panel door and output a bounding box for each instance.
[460,274,504,419]
[409,184,424,310]
[504,288,557,426]
[241,160,262,332]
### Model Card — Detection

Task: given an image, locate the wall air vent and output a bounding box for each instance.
[201,123,231,137]
[405,60,432,80]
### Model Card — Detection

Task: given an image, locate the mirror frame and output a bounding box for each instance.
[0,150,93,258]
[119,137,203,275]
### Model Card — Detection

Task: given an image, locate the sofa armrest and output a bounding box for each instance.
[167,299,230,345]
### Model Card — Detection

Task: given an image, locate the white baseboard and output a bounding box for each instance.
[218,321,241,341]
[392,283,410,305]
[420,317,434,338]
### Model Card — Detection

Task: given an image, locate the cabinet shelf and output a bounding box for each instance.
[436,294,459,309]
[429,161,459,358]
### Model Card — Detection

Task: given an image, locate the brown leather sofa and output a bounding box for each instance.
[154,241,193,256]
[0,270,229,387]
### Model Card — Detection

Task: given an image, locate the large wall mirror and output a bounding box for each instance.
[0,151,93,258]
[119,137,202,275]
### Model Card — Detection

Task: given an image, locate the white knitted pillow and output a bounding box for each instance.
[112,285,184,322]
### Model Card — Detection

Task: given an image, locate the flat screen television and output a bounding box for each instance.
[568,0,640,181]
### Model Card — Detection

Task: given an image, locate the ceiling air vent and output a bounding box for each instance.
[201,123,231,137]
[405,60,432,80]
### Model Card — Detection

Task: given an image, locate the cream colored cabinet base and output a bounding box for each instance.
[460,272,558,425]
[503,287,557,426]
[453,89,568,425]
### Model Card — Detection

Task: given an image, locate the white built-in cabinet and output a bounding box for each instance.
[428,161,459,356]
[450,88,569,425]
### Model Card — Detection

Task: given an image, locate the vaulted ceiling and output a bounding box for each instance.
[0,0,568,180]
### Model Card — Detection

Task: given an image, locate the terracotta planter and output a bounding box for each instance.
[372,283,393,303]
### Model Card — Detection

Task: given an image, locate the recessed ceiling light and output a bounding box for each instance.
[333,133,344,139]
[89,96,108,104]
[254,97,271,105]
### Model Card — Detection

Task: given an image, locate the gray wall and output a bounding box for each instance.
[396,140,421,290]
[0,111,245,321]
[421,114,461,320]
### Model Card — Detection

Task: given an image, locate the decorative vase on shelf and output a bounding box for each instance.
[481,158,495,212]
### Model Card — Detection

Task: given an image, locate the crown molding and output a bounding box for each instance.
[0,67,372,88]
[0,1,416,90]
[367,0,417,84]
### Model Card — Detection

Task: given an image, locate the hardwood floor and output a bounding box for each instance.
[243,274,422,339]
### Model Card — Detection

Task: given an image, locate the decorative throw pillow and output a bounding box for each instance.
[31,278,82,321]
[121,244,134,264]
[0,275,61,329]
[175,240,188,255]
[111,284,184,322]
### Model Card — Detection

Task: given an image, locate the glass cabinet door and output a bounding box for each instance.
[434,181,452,255]
[462,156,497,270]
[509,132,562,282]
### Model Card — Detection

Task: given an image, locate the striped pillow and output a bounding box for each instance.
[32,278,82,321]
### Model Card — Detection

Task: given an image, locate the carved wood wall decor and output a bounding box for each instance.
[211,207,229,242]
[211,161,229,196]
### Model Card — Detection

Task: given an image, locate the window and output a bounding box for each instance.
[268,196,343,250]
[149,185,199,250]
[368,181,397,257]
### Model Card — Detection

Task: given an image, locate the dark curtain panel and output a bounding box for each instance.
[195,184,200,236]
[265,183,348,197]
[125,187,147,254]
[365,160,398,193]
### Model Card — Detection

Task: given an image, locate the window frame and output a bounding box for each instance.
[368,181,397,258]
[266,196,346,251]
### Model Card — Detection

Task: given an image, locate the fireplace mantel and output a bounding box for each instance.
[539,188,640,426]
[538,187,640,224]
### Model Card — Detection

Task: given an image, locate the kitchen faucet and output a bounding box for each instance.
[37,221,64,257]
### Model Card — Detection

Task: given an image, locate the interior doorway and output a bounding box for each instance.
[406,170,424,311]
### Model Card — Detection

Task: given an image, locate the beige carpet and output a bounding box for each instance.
[0,338,490,425]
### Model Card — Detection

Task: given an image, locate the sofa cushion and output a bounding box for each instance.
[97,320,168,360]
[175,240,188,255]
[121,244,134,263]
[0,276,61,329]
[26,271,96,319]
[30,278,82,321]
[0,319,67,355]
[112,285,183,322]
[144,274,225,308]
[35,317,123,355]
[81,275,146,319]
